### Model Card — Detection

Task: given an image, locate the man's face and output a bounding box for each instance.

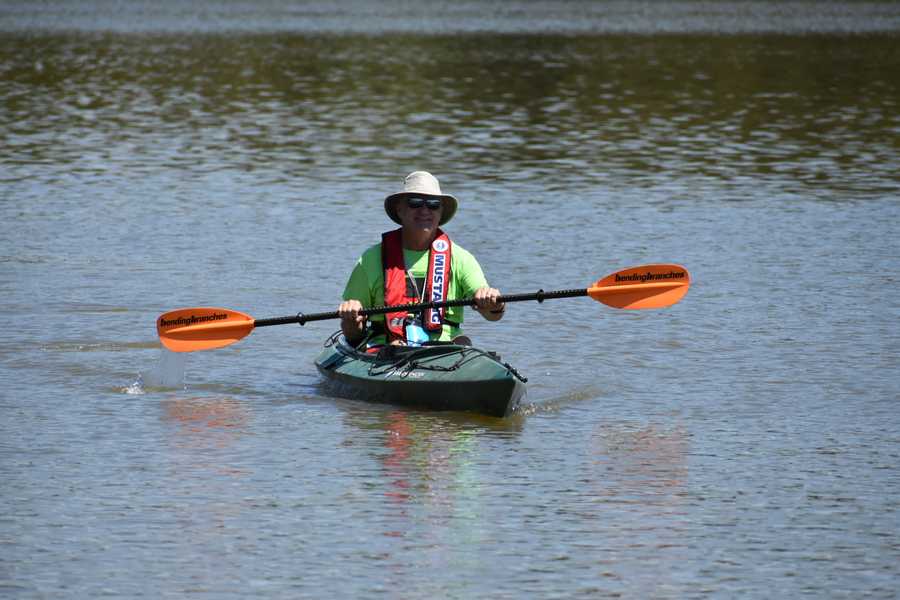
[396,197,443,233]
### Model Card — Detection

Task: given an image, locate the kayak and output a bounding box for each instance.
[314,335,527,417]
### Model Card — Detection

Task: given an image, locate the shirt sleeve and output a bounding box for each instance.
[341,243,384,311]
[453,245,489,298]
[342,259,372,307]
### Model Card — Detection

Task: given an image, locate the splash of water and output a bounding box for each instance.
[125,349,187,394]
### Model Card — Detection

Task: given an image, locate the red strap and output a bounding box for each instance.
[382,229,411,342]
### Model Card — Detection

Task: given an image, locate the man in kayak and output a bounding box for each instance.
[338,171,506,347]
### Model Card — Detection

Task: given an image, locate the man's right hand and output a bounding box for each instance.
[338,299,366,342]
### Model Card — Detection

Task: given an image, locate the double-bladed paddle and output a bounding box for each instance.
[157,263,690,353]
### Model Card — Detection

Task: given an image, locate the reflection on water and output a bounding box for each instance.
[160,396,251,458]
[592,422,689,501]
[383,412,414,505]
[378,412,481,506]
[341,408,514,586]
[333,404,698,594]
[348,408,522,502]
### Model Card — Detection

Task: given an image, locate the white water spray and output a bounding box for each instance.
[125,349,187,394]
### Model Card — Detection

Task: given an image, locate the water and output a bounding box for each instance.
[2,2,899,598]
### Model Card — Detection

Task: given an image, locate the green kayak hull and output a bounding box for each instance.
[314,337,527,417]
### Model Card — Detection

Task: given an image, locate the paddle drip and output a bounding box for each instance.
[125,349,187,394]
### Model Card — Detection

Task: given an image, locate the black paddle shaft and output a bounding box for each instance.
[253,288,588,328]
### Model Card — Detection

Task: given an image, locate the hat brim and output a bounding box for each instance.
[384,192,458,226]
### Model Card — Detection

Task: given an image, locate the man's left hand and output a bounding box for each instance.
[474,286,505,321]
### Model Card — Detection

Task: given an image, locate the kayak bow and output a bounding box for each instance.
[315,336,527,417]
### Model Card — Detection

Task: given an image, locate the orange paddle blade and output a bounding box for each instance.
[157,307,255,352]
[588,264,690,309]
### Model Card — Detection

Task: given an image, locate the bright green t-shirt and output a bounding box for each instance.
[342,240,489,342]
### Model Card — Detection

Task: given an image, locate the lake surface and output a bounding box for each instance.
[2,2,899,598]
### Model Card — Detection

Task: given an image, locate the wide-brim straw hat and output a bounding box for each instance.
[384,171,458,226]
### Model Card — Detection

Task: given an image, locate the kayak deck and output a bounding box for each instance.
[314,336,527,417]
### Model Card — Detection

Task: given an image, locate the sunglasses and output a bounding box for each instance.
[406,197,442,210]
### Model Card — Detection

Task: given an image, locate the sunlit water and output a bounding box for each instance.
[2,3,899,598]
